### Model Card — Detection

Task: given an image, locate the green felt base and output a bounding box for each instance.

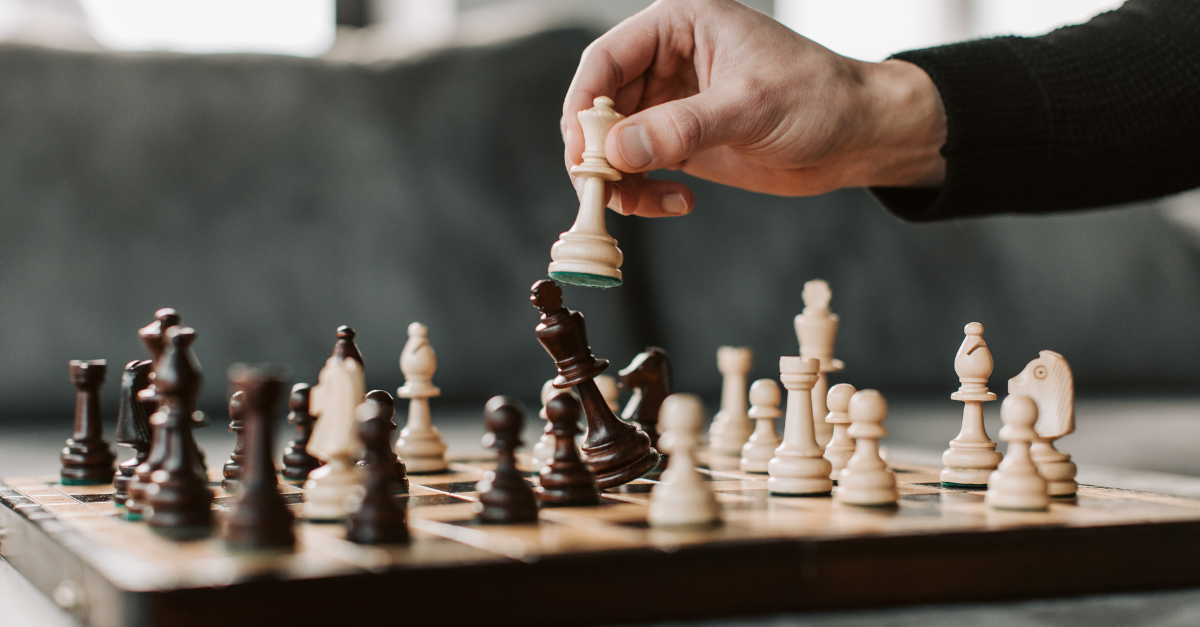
[122,512,143,522]
[59,477,112,486]
[941,481,988,489]
[768,491,832,498]
[548,271,622,288]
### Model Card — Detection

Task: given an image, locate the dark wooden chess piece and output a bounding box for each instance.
[332,325,365,369]
[225,365,295,550]
[618,347,673,450]
[61,360,117,485]
[281,383,322,484]
[146,327,214,539]
[475,396,539,524]
[346,392,410,544]
[113,360,154,506]
[135,308,207,473]
[355,390,409,493]
[530,280,659,489]
[537,394,600,506]
[222,391,247,490]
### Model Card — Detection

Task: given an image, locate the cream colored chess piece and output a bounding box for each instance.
[708,346,753,463]
[823,383,857,482]
[795,280,844,448]
[940,322,1003,486]
[740,379,782,473]
[596,374,620,413]
[547,96,624,288]
[395,323,448,473]
[768,357,832,496]
[1009,351,1077,496]
[649,393,720,527]
[835,389,898,506]
[304,357,366,520]
[986,395,1050,511]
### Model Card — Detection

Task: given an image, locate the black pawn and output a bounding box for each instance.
[332,325,365,369]
[222,391,247,490]
[146,327,214,539]
[346,392,410,545]
[355,391,409,493]
[475,396,538,524]
[61,360,117,485]
[225,365,295,550]
[113,360,154,506]
[281,384,322,484]
[537,394,600,506]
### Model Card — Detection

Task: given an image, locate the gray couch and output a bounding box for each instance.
[2,28,1198,419]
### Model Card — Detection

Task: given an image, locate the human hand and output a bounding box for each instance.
[562,0,946,218]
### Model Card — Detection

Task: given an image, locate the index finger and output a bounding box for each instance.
[562,7,668,165]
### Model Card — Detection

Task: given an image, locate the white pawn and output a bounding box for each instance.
[740,379,782,473]
[794,280,844,447]
[823,383,857,482]
[940,322,1003,486]
[835,389,898,506]
[395,323,449,473]
[986,395,1050,511]
[304,357,366,520]
[767,357,832,496]
[649,393,720,527]
[596,374,620,413]
[708,346,753,461]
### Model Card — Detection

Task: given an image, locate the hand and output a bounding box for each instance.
[562,0,947,218]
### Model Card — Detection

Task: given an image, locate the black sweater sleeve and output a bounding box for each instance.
[870,0,1200,221]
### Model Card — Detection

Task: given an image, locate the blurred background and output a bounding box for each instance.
[2,0,1200,474]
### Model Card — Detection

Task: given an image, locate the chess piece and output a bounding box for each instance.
[281,384,322,484]
[740,379,782,474]
[347,394,411,544]
[941,323,1003,487]
[649,394,720,527]
[113,360,154,506]
[768,357,832,496]
[530,379,569,470]
[61,360,117,485]
[358,390,409,493]
[795,280,845,447]
[476,396,539,523]
[708,347,753,463]
[332,325,365,369]
[136,308,181,404]
[835,389,898,506]
[986,395,1050,511]
[225,365,296,550]
[823,383,857,482]
[395,322,449,473]
[547,96,625,288]
[222,391,247,490]
[1009,351,1078,497]
[125,411,167,519]
[618,347,672,450]
[537,394,600,506]
[136,308,207,474]
[146,327,214,539]
[531,280,659,489]
[596,375,620,412]
[304,356,366,521]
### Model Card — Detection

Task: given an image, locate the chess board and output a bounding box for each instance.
[5,458,1200,627]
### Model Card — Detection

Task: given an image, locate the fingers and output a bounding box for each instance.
[613,176,696,218]
[562,5,676,165]
[605,84,761,173]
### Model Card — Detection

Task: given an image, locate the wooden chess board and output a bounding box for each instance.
[5,458,1200,627]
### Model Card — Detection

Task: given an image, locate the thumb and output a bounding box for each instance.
[605,86,753,172]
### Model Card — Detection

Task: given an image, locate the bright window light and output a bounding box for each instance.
[971,0,1124,38]
[78,0,335,57]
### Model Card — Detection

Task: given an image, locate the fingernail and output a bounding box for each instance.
[617,125,654,169]
[662,193,688,215]
[610,193,624,214]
